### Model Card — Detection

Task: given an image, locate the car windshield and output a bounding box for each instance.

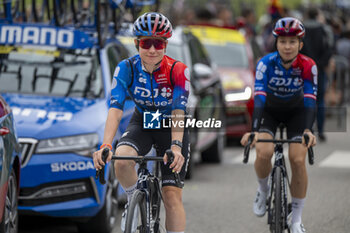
[204,43,249,68]
[0,46,103,98]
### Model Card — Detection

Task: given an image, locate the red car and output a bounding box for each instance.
[189,25,255,138]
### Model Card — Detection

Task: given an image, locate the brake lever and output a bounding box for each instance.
[303,134,314,165]
[243,133,255,164]
[165,149,184,188]
[95,147,110,184]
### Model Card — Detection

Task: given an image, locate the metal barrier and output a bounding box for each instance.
[331,55,350,105]
[325,54,350,130]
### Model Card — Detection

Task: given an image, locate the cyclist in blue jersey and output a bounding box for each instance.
[93,12,190,233]
[241,17,317,233]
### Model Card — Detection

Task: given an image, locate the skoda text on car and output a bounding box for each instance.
[118,25,226,178]
[0,95,21,233]
[0,14,134,233]
[189,25,255,139]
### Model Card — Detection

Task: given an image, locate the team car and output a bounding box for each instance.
[0,1,141,232]
[188,25,255,139]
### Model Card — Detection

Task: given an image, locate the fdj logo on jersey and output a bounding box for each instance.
[143,110,162,129]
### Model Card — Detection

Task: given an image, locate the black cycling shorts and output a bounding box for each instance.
[259,105,306,140]
[117,109,189,188]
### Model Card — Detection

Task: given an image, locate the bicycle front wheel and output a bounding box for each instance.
[125,190,148,233]
[273,166,283,233]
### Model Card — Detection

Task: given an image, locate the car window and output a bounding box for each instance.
[187,34,211,66]
[0,46,103,98]
[204,43,249,68]
[166,44,184,63]
[107,45,127,80]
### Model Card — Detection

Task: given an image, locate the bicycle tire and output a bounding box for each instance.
[150,178,162,233]
[274,166,283,233]
[125,190,148,233]
[31,0,51,23]
[53,0,69,26]
[96,0,111,47]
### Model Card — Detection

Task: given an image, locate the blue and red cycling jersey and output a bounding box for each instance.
[110,54,190,116]
[252,52,318,131]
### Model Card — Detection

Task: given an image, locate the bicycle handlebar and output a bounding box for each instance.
[95,148,183,187]
[243,133,314,165]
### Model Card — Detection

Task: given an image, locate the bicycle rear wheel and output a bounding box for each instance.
[273,166,283,233]
[125,190,147,233]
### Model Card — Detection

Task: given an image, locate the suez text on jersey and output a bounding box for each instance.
[0,25,74,47]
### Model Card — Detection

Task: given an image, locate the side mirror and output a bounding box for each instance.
[193,63,213,79]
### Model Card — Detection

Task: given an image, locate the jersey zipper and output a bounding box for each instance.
[150,72,155,107]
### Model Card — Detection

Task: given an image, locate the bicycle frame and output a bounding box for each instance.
[135,159,163,232]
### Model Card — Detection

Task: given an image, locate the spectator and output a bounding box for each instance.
[301,7,334,142]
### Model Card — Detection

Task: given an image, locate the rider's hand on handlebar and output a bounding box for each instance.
[163,146,184,174]
[241,132,258,148]
[302,130,316,148]
[93,147,113,170]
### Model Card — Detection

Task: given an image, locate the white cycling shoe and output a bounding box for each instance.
[289,222,306,233]
[253,189,267,217]
[121,203,139,233]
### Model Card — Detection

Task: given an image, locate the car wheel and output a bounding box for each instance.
[201,132,224,163]
[77,164,119,233]
[0,170,18,233]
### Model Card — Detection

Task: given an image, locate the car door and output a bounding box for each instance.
[185,32,225,161]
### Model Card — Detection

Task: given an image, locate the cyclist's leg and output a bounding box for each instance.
[115,110,153,197]
[287,111,308,225]
[253,110,277,216]
[114,145,138,191]
[162,186,185,232]
[255,109,277,181]
[155,128,189,232]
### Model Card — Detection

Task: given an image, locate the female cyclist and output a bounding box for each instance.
[241,17,317,233]
[93,12,190,233]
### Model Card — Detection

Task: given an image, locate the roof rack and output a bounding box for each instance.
[0,0,160,48]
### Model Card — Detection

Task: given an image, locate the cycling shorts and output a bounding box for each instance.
[259,104,306,140]
[117,109,189,188]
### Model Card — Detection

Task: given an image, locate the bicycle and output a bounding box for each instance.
[243,124,314,233]
[96,146,183,233]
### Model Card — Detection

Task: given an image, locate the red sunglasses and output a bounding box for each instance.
[138,38,166,50]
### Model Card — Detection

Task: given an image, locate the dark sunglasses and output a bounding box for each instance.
[138,38,166,50]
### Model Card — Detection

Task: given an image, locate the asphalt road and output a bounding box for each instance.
[19,107,350,233]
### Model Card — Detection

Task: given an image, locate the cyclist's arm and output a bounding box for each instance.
[303,61,318,131]
[102,108,123,147]
[168,62,189,172]
[95,61,129,167]
[251,60,268,132]
[171,109,185,145]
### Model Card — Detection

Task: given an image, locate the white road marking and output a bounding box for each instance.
[230,149,256,165]
[319,150,350,168]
